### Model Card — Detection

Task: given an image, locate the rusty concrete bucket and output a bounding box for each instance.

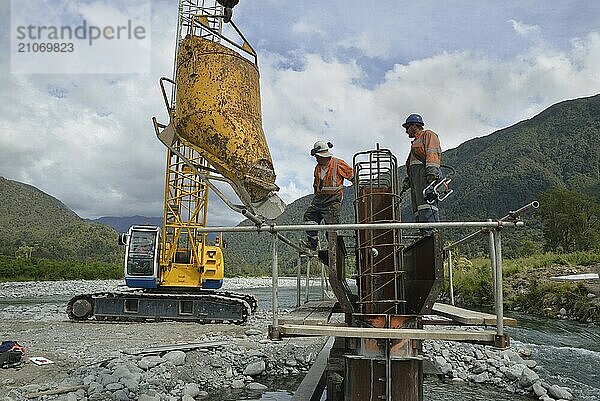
[174,35,284,219]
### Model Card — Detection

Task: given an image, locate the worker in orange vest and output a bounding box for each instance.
[401,114,442,234]
[303,141,354,251]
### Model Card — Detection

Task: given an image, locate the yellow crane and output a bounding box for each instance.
[68,0,284,324]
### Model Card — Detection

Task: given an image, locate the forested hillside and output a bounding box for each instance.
[442,94,600,220]
[0,177,122,263]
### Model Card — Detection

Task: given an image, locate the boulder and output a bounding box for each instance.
[246,382,268,391]
[518,367,539,388]
[183,383,200,398]
[532,382,547,397]
[548,384,573,400]
[164,351,186,366]
[243,360,266,376]
[505,364,526,381]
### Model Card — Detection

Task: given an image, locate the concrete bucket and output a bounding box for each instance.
[174,35,283,218]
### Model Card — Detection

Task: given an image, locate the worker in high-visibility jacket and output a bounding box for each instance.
[401,114,442,234]
[303,141,354,251]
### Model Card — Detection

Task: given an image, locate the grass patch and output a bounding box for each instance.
[445,251,600,322]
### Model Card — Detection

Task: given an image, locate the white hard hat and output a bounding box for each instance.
[310,141,333,157]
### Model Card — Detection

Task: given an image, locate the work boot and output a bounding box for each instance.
[300,238,318,252]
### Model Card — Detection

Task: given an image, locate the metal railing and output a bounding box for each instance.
[442,201,540,337]
[195,219,524,340]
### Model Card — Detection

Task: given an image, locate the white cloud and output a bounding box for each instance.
[260,31,600,204]
[1,1,599,228]
[291,21,323,36]
[337,31,392,59]
[509,19,541,38]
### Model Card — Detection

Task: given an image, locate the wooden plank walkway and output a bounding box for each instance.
[279,300,337,326]
[278,324,498,342]
[292,337,334,401]
[432,303,517,327]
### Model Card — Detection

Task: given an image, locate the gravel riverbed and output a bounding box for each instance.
[0,279,578,401]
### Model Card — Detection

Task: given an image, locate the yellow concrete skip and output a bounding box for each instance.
[432,303,517,327]
[279,300,337,326]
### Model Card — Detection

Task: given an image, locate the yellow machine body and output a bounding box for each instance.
[175,35,278,205]
[160,243,224,287]
[158,143,225,289]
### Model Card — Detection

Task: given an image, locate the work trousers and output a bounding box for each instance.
[303,194,342,248]
[409,164,440,235]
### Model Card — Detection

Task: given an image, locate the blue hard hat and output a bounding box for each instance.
[402,113,424,128]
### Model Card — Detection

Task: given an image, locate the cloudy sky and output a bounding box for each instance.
[1,0,599,226]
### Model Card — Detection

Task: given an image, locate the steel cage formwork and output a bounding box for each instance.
[353,147,405,316]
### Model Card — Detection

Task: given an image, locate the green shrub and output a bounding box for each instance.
[0,255,122,282]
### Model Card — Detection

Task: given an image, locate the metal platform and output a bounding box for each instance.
[432,303,517,327]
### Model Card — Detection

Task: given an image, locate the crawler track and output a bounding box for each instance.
[67,289,257,324]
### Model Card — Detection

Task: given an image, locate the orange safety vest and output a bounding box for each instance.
[313,157,354,195]
[406,129,441,173]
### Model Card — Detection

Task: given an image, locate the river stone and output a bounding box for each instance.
[472,372,489,383]
[106,382,124,391]
[100,373,119,386]
[505,363,526,380]
[164,351,186,366]
[247,382,268,391]
[88,381,103,394]
[113,365,134,381]
[548,384,573,400]
[517,347,533,358]
[245,329,262,336]
[501,350,525,365]
[559,308,568,316]
[471,365,486,374]
[138,356,163,370]
[182,396,195,401]
[113,389,129,401]
[122,378,139,392]
[139,395,161,401]
[183,383,200,397]
[524,359,537,369]
[533,382,547,396]
[243,360,266,376]
[518,366,539,387]
[231,379,245,389]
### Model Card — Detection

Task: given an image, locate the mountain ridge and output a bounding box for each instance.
[1,94,598,272]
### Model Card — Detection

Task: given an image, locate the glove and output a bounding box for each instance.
[402,177,410,191]
[426,174,438,184]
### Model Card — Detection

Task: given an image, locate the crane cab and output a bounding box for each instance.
[119,225,161,289]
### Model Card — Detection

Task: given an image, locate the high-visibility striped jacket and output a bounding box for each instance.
[406,129,441,177]
[313,157,354,196]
